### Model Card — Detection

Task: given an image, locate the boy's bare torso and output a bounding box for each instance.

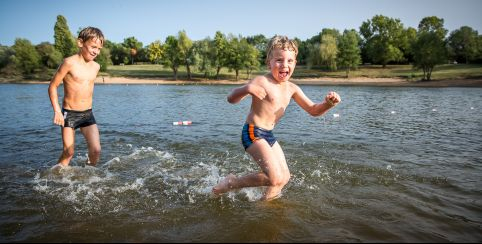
[62,56,98,111]
[246,75,295,130]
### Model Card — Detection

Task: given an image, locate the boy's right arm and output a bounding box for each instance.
[48,60,71,126]
[227,78,267,104]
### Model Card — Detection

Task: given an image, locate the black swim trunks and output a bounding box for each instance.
[241,123,277,150]
[62,108,96,129]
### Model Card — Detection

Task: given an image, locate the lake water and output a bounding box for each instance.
[0,83,481,242]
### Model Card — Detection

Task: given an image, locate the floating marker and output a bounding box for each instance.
[333,113,340,118]
[391,111,396,114]
[173,121,192,126]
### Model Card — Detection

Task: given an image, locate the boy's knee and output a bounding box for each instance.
[63,147,75,158]
[268,175,285,187]
[91,146,101,156]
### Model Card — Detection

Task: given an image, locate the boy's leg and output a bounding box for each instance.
[264,142,290,200]
[58,127,76,167]
[213,139,286,200]
[80,124,101,166]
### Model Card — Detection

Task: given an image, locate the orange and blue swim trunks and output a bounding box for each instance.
[241,123,277,150]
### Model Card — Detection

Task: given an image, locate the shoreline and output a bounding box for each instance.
[2,76,482,87]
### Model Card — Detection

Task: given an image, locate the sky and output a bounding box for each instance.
[1,0,481,46]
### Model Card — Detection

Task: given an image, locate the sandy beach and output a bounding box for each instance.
[3,76,482,87]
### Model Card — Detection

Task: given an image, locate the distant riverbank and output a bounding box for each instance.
[5,76,482,87]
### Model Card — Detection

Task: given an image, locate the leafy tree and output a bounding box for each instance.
[96,47,112,72]
[194,38,215,78]
[412,16,448,81]
[241,38,260,79]
[360,15,405,67]
[320,33,338,70]
[12,38,41,74]
[246,34,268,67]
[448,26,479,64]
[212,31,228,79]
[337,29,361,77]
[53,15,77,58]
[399,27,417,63]
[162,35,181,80]
[123,37,143,64]
[36,42,63,69]
[0,45,15,69]
[306,42,321,69]
[178,31,195,80]
[226,35,244,80]
[105,40,129,65]
[295,37,309,65]
[147,40,163,64]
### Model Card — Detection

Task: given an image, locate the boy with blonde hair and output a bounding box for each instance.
[213,35,341,200]
[48,27,104,168]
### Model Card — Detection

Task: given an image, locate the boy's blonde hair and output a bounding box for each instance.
[78,27,104,45]
[265,35,298,65]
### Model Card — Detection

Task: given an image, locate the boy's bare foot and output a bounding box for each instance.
[51,163,67,174]
[212,174,236,195]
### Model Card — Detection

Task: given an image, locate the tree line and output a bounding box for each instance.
[1,15,481,81]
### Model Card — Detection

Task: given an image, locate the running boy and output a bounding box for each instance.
[48,27,104,168]
[212,35,341,200]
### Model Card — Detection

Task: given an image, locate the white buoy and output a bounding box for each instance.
[391,111,396,114]
[173,121,192,126]
[333,113,340,118]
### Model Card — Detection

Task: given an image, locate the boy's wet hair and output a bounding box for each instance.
[265,35,298,65]
[78,27,104,45]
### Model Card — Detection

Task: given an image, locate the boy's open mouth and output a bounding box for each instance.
[279,71,289,79]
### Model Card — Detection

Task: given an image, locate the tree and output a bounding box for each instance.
[241,38,260,79]
[53,15,77,58]
[360,15,405,67]
[147,40,163,64]
[12,38,41,74]
[337,29,361,77]
[105,40,129,65]
[0,45,12,69]
[162,35,181,80]
[246,34,268,66]
[194,38,214,78]
[448,26,479,64]
[36,42,63,69]
[178,31,195,80]
[123,37,143,64]
[212,31,228,79]
[226,35,244,81]
[96,47,112,72]
[319,33,338,70]
[412,16,448,81]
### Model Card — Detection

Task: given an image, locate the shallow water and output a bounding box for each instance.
[0,84,481,242]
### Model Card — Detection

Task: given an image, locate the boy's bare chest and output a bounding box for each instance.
[265,86,292,108]
[68,64,97,83]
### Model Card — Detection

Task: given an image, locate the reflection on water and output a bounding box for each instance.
[0,84,481,242]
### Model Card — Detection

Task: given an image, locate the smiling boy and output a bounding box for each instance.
[212,35,341,200]
[48,27,104,168]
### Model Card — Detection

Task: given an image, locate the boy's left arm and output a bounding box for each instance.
[292,85,340,117]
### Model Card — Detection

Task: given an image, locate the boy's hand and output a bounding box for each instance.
[325,91,341,107]
[247,84,267,100]
[53,111,64,127]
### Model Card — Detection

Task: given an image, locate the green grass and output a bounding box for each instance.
[102,63,482,81]
[3,63,480,82]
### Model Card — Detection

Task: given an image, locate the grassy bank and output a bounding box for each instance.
[102,63,482,81]
[1,63,481,83]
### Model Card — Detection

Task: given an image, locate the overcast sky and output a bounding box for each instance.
[1,0,481,46]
